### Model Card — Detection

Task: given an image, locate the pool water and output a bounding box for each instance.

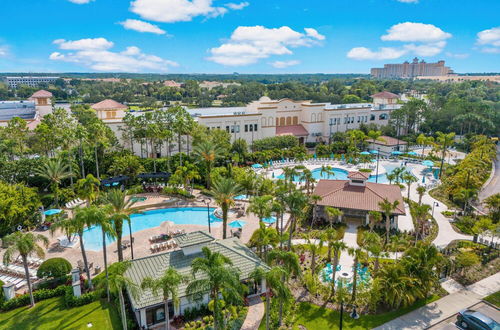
[277,164,413,184]
[82,207,220,251]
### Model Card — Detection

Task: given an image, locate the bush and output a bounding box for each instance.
[0,285,67,311]
[63,286,103,308]
[163,186,194,199]
[0,280,4,301]
[37,258,72,279]
[36,275,71,290]
[183,304,210,321]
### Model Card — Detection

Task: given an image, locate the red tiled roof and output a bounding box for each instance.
[91,99,127,110]
[276,124,309,137]
[30,90,53,98]
[371,91,399,99]
[347,171,370,180]
[312,179,405,215]
[368,135,407,146]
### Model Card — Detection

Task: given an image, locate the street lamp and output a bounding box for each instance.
[431,201,439,218]
[200,198,212,233]
[375,147,380,183]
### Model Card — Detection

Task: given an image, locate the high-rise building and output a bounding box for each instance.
[371,58,453,79]
[3,76,59,88]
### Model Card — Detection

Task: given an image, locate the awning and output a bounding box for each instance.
[101,175,130,186]
[276,124,309,137]
[137,172,171,180]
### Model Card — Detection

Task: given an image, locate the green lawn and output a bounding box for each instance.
[484,291,500,308]
[0,296,122,330]
[260,295,440,330]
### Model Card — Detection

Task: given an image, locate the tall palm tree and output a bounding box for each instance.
[361,231,383,274]
[96,205,116,302]
[320,165,335,179]
[271,200,285,234]
[378,198,400,243]
[104,261,140,330]
[250,266,291,330]
[247,195,273,223]
[389,235,408,260]
[436,131,455,179]
[304,236,323,274]
[300,169,316,195]
[392,167,405,184]
[457,188,478,215]
[141,267,185,330]
[325,207,343,228]
[309,194,322,228]
[416,186,426,205]
[329,241,347,298]
[411,204,431,242]
[348,247,365,303]
[416,133,434,159]
[374,263,423,308]
[368,211,382,232]
[103,189,137,261]
[209,177,243,239]
[35,157,73,206]
[186,247,243,330]
[367,130,385,150]
[2,232,49,307]
[321,228,338,262]
[192,140,224,189]
[386,172,397,185]
[249,222,279,259]
[402,172,417,199]
[283,190,309,248]
[76,174,100,206]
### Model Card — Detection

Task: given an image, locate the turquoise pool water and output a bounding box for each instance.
[82,207,220,251]
[277,164,413,184]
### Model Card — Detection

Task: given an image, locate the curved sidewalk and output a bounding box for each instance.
[241,296,264,330]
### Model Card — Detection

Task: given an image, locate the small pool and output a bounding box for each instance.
[82,207,220,251]
[235,195,248,200]
[321,263,371,286]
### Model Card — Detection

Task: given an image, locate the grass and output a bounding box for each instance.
[0,296,122,330]
[277,296,440,330]
[484,291,500,308]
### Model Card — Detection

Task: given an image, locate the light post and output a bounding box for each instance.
[431,201,439,218]
[375,147,380,183]
[200,198,212,233]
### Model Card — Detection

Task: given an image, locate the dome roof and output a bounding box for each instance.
[259,96,271,102]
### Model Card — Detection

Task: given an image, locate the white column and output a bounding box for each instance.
[365,213,370,226]
[139,309,147,328]
[3,282,15,300]
[260,278,267,294]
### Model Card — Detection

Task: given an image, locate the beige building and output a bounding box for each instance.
[0,90,53,129]
[416,75,500,83]
[371,58,453,79]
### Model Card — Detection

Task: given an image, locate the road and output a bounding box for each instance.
[478,143,500,211]
[428,302,500,329]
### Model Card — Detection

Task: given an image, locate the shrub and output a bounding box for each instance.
[36,275,71,290]
[0,285,67,311]
[0,280,4,301]
[183,304,210,321]
[63,286,103,308]
[163,187,194,199]
[37,258,72,279]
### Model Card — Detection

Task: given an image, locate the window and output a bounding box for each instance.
[244,124,248,132]
[226,126,230,132]
[249,124,253,132]
[379,113,388,120]
[370,114,375,121]
[357,116,360,123]
[344,117,347,124]
[286,117,292,125]
[254,124,258,131]
[261,118,267,126]
[293,116,298,125]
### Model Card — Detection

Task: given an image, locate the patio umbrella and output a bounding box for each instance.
[44,209,62,216]
[360,151,370,155]
[229,220,246,228]
[370,159,377,163]
[160,220,175,232]
[370,150,379,154]
[251,163,263,169]
[341,154,345,160]
[262,216,277,224]
[272,172,275,178]
[407,151,418,156]
[422,160,434,167]
[422,175,426,183]
[269,159,273,166]
[392,151,403,156]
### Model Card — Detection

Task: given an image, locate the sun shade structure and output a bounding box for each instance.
[229,220,247,228]
[251,164,263,169]
[360,151,371,155]
[422,160,434,167]
[370,150,379,154]
[137,172,171,180]
[262,217,276,224]
[44,209,62,216]
[407,151,418,156]
[100,175,129,186]
[391,151,403,155]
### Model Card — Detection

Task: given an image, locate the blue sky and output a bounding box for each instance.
[0,0,499,74]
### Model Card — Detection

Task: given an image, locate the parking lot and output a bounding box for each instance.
[429,302,500,329]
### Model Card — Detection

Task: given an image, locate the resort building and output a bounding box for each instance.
[371,58,453,79]
[96,93,402,157]
[0,90,53,128]
[367,135,408,156]
[312,172,406,229]
[124,231,269,329]
[3,76,59,88]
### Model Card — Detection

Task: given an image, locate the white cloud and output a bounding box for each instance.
[347,47,407,60]
[396,0,418,3]
[208,26,324,66]
[0,45,8,57]
[225,2,249,10]
[49,37,178,72]
[445,52,469,59]
[53,38,114,50]
[271,60,300,68]
[476,27,500,53]
[381,22,451,42]
[119,19,166,34]
[68,0,94,4]
[130,0,238,23]
[404,41,446,56]
[304,28,325,41]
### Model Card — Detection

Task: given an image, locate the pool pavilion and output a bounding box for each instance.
[124,231,269,329]
[312,171,406,229]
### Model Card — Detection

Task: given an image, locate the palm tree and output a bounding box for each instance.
[416,186,426,205]
[186,247,243,330]
[386,172,397,185]
[249,222,279,259]
[348,247,365,303]
[368,211,382,232]
[389,235,407,260]
[402,172,417,199]
[361,231,384,274]
[304,236,323,274]
[309,194,322,228]
[411,204,431,242]
[300,169,316,195]
[105,261,140,330]
[329,241,347,298]
[247,195,273,223]
[457,188,478,215]
[374,263,423,308]
[250,266,291,330]
[172,163,200,191]
[392,167,405,184]
[325,207,343,228]
[378,198,400,243]
[436,131,455,179]
[35,157,73,206]
[320,165,336,179]
[103,189,137,261]
[95,206,116,301]
[76,174,100,206]
[271,200,285,234]
[283,190,309,248]
[321,228,338,262]
[192,140,224,189]
[367,130,385,150]
[2,232,49,307]
[141,267,185,330]
[209,177,243,239]
[416,134,434,159]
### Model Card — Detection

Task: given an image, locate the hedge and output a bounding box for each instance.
[37,258,72,279]
[63,286,103,308]
[0,285,67,311]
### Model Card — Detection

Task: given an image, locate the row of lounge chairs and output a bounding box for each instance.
[0,275,27,289]
[65,198,86,209]
[150,240,178,253]
[14,256,44,267]
[0,264,37,279]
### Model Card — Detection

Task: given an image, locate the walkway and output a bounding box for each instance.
[477,144,499,212]
[374,272,500,330]
[338,221,359,269]
[241,296,265,330]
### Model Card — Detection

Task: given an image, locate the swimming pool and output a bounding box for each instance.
[82,207,220,251]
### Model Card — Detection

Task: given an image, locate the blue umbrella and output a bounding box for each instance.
[313,153,317,159]
[272,172,275,178]
[369,150,379,154]
[44,209,62,216]
[263,216,277,224]
[422,175,426,183]
[360,151,370,155]
[392,151,403,156]
[229,220,246,228]
[370,159,377,163]
[341,154,345,160]
[251,163,263,169]
[407,151,418,156]
[269,160,273,166]
[330,153,334,159]
[422,160,434,167]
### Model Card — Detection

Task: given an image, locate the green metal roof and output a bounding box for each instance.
[174,231,215,248]
[124,232,270,310]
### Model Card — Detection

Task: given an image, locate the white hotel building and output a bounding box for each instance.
[93,91,402,156]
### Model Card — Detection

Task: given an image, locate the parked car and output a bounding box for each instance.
[457,309,500,330]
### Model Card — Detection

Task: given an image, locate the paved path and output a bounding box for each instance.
[241,296,265,330]
[374,272,500,330]
[478,144,500,212]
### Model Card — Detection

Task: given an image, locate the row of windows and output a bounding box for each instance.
[244,124,258,132]
[328,113,389,125]
[276,116,299,126]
